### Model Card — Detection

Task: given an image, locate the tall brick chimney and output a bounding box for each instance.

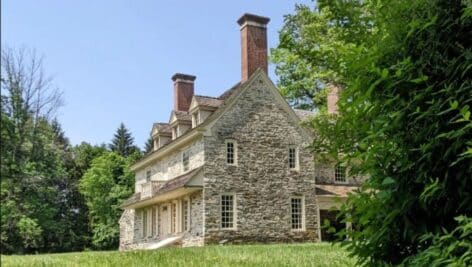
[237,13,270,82]
[327,83,342,114]
[172,73,196,111]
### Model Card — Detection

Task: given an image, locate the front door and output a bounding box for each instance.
[160,205,170,237]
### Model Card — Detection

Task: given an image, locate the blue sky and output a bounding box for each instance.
[3,0,313,149]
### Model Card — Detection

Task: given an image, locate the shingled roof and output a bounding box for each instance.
[121,167,203,208]
[315,184,358,197]
[193,95,223,109]
[153,122,172,134]
[172,110,191,122]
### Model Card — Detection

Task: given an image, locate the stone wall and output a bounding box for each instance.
[183,191,204,247]
[314,161,364,185]
[119,209,135,251]
[135,139,204,191]
[203,74,318,244]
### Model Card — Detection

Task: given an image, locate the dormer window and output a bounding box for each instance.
[226,140,237,165]
[192,112,199,128]
[288,147,298,169]
[335,164,347,183]
[172,126,178,140]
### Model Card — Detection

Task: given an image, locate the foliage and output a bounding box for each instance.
[79,152,134,249]
[289,0,472,265]
[16,217,43,249]
[109,123,141,158]
[1,243,356,267]
[144,135,153,154]
[403,216,472,266]
[271,0,373,110]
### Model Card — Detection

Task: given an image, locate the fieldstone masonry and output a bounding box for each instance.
[203,74,318,244]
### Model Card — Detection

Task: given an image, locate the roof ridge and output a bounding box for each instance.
[194,94,220,100]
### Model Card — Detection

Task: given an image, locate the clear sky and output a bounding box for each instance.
[2,0,313,149]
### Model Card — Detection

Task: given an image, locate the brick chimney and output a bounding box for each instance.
[327,83,342,114]
[172,73,196,111]
[237,13,270,82]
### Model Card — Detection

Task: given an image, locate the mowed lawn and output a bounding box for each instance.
[1,243,356,267]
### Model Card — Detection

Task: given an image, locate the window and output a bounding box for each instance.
[142,209,147,237]
[151,207,156,236]
[146,170,151,182]
[335,164,347,183]
[147,209,152,237]
[172,126,178,139]
[183,150,190,171]
[226,140,236,165]
[171,203,177,233]
[291,197,304,230]
[289,147,297,169]
[182,199,189,231]
[221,194,235,229]
[192,112,199,128]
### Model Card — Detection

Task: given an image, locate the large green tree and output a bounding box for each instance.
[271,0,372,110]
[276,0,471,265]
[79,152,135,249]
[109,123,140,157]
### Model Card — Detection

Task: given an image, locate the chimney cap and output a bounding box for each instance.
[237,13,270,26]
[171,73,196,82]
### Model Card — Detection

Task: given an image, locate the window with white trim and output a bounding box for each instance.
[226,140,237,165]
[288,147,298,169]
[171,203,177,233]
[182,150,190,172]
[221,194,235,229]
[182,199,189,231]
[146,170,151,182]
[142,209,148,237]
[291,197,304,230]
[151,207,156,236]
[172,126,178,140]
[335,164,347,183]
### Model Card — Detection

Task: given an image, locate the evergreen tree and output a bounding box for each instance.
[144,135,153,154]
[108,123,140,157]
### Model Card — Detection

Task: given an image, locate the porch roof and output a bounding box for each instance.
[121,167,203,209]
[315,184,358,197]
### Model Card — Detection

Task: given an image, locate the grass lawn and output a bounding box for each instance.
[1,242,356,267]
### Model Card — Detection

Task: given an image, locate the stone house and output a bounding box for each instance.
[119,13,361,250]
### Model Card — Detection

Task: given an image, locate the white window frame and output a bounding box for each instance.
[220,193,236,230]
[290,196,305,231]
[182,197,190,231]
[146,170,151,182]
[288,146,299,170]
[334,164,347,183]
[147,208,152,237]
[225,140,237,166]
[182,150,190,172]
[142,209,147,238]
[172,126,178,140]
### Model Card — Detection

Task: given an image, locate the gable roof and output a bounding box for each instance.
[132,69,312,171]
[193,95,222,108]
[152,122,172,134]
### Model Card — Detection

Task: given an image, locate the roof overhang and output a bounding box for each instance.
[124,187,202,209]
[131,129,203,171]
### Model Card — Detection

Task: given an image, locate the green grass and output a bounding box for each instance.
[1,243,356,267]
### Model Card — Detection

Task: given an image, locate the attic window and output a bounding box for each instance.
[192,111,199,128]
[226,140,237,165]
[288,147,298,169]
[172,126,178,140]
[335,164,347,183]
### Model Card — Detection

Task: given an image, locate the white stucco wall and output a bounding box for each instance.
[135,138,204,191]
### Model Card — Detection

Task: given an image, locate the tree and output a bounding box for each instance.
[1,46,69,253]
[271,1,372,110]
[109,123,140,157]
[278,0,471,265]
[144,135,153,154]
[79,152,134,249]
